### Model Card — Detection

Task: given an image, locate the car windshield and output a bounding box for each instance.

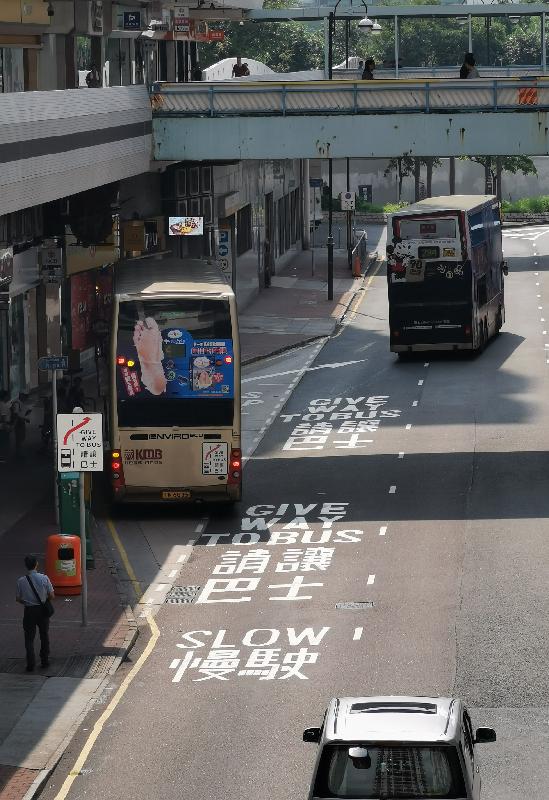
[313,744,466,799]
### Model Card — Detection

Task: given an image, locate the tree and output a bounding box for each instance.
[461,156,537,199]
[384,156,441,202]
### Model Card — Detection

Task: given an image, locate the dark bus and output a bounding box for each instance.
[386,195,507,356]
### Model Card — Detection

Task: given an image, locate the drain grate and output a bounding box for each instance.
[165,586,201,604]
[336,601,375,610]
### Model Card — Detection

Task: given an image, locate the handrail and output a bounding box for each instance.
[150,78,549,117]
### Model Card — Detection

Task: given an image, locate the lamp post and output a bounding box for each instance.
[327,2,373,298]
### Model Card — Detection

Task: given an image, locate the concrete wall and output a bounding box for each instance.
[318,157,549,205]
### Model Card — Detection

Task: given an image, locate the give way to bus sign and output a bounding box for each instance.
[56,413,104,472]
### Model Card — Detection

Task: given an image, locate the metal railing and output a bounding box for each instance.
[151,78,549,117]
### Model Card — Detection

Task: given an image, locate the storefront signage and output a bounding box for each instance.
[0,247,13,290]
[39,245,63,283]
[168,217,203,236]
[65,235,118,276]
[173,5,189,33]
[217,227,233,286]
[123,10,141,29]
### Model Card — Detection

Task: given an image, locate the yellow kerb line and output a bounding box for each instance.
[335,259,382,336]
[53,518,157,800]
[53,612,160,800]
[106,517,143,601]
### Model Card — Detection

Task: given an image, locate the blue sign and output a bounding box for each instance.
[123,11,141,30]
[38,356,68,371]
[309,179,323,188]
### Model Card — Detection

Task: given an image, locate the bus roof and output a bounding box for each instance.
[393,195,497,216]
[114,257,234,299]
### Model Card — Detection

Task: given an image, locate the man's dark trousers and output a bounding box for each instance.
[23,605,50,668]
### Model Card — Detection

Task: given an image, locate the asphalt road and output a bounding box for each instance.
[41,225,549,800]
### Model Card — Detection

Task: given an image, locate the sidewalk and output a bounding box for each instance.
[239,247,369,364]
[0,428,136,799]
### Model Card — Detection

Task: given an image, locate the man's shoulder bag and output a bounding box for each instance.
[26,575,55,617]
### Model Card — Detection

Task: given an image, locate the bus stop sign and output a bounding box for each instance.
[38,356,68,371]
[57,413,104,472]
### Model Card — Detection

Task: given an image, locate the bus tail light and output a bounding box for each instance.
[228,448,242,484]
[111,450,125,489]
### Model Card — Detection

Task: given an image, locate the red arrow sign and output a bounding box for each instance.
[63,416,91,446]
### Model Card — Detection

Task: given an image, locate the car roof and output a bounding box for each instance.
[323,696,461,744]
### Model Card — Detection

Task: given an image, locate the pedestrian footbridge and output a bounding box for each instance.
[151,78,549,160]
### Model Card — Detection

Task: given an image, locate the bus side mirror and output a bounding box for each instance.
[475,726,496,744]
[501,261,508,276]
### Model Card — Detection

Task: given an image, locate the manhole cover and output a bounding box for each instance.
[335,601,375,610]
[165,586,201,604]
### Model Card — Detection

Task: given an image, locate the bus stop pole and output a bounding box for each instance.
[79,471,88,626]
[327,158,334,301]
[52,369,59,527]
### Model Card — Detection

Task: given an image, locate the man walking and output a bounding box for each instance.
[16,556,54,671]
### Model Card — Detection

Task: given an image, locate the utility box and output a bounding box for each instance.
[58,472,94,568]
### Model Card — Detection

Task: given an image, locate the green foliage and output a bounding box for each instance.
[502,196,549,213]
[463,156,537,177]
[200,20,325,72]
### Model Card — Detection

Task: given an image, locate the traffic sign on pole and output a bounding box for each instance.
[56,413,104,473]
[38,356,68,371]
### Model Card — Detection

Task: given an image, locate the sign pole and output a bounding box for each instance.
[79,471,87,626]
[52,370,59,526]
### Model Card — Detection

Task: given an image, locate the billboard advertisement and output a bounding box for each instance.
[168,217,204,236]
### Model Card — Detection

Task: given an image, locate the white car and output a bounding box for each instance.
[303,696,496,799]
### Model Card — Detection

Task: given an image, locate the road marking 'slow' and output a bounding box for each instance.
[353,627,364,641]
[389,485,397,494]
[367,574,375,585]
[379,525,387,536]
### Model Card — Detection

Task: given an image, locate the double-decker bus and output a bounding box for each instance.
[108,258,241,504]
[386,196,507,355]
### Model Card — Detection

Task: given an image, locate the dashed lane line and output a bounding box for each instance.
[405,424,412,430]
[367,574,376,585]
[379,526,387,536]
[389,485,397,494]
[398,452,404,459]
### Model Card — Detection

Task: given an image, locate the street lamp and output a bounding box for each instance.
[326,1,371,299]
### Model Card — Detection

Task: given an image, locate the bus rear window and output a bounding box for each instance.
[115,298,235,427]
[398,217,457,240]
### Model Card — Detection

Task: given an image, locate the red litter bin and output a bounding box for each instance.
[45,534,82,596]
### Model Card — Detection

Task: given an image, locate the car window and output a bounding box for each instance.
[462,710,475,762]
[314,744,467,798]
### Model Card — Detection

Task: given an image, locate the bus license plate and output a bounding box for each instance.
[162,490,191,500]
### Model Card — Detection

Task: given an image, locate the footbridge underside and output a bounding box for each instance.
[152,79,549,159]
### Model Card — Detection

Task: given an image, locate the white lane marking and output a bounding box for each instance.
[379,525,387,536]
[418,379,424,386]
[168,569,178,579]
[424,362,430,367]
[177,554,187,563]
[367,574,376,585]
[539,307,543,310]
[536,282,540,286]
[194,521,207,534]
[412,400,418,407]
[537,295,542,298]
[389,485,397,494]
[398,452,404,459]
[353,627,364,641]
[155,584,169,592]
[241,357,369,383]
[542,318,546,322]
[406,424,412,430]
[543,331,547,335]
